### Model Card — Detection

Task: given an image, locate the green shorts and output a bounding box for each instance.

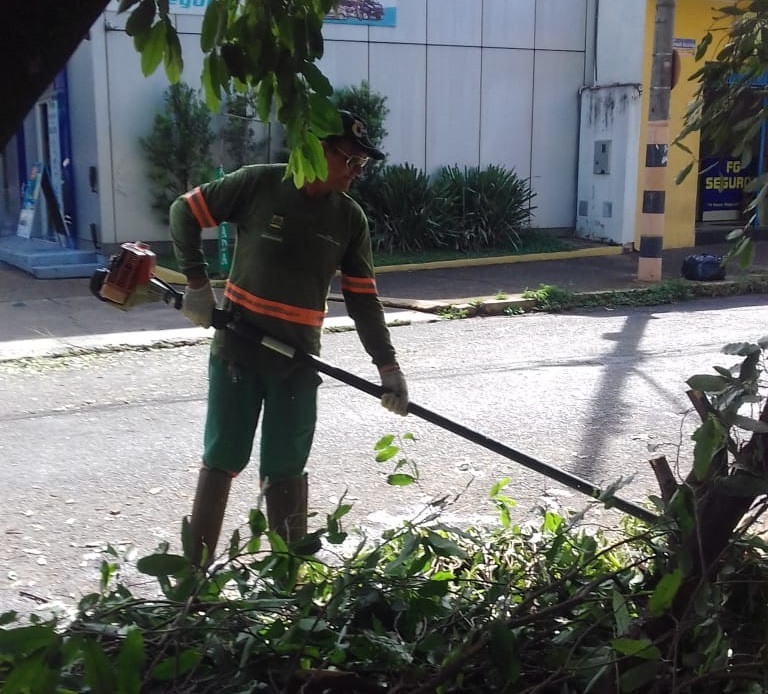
[203,352,320,479]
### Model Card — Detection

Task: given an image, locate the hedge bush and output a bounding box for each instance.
[354,163,536,255]
[432,164,537,252]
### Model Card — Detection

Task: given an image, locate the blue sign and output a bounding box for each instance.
[699,157,756,214]
[16,163,43,239]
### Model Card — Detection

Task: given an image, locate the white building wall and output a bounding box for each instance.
[54,0,598,246]
[321,0,591,232]
[575,0,646,245]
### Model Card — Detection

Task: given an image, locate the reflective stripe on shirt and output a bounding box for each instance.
[340,275,377,294]
[225,282,326,328]
[183,188,217,229]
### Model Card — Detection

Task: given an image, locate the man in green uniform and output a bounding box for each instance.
[170,111,408,565]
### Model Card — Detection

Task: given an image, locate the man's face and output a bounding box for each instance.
[324,139,370,191]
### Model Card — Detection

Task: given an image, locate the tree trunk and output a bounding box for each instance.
[0,0,110,150]
[644,395,768,644]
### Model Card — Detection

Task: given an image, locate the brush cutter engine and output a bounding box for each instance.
[90,241,183,310]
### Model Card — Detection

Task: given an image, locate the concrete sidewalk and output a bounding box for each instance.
[1,240,766,360]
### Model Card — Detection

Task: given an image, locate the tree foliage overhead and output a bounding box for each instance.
[120,0,343,187]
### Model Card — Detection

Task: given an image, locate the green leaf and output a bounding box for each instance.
[686,374,731,393]
[425,531,468,559]
[125,0,154,37]
[375,445,399,462]
[692,415,725,482]
[328,502,352,521]
[722,341,760,356]
[489,621,521,685]
[649,569,682,616]
[0,624,55,655]
[387,473,416,486]
[612,589,631,636]
[151,649,201,681]
[256,75,275,122]
[303,62,333,97]
[200,0,226,53]
[1,653,57,694]
[0,610,18,626]
[489,477,511,498]
[116,630,145,694]
[674,161,694,185]
[695,32,712,61]
[738,350,761,383]
[619,660,661,693]
[731,414,768,433]
[374,434,395,450]
[202,53,222,112]
[303,130,327,181]
[83,639,117,694]
[99,560,117,591]
[228,527,241,559]
[136,553,189,577]
[308,92,342,137]
[611,638,661,660]
[248,508,267,537]
[287,146,307,188]
[384,532,420,575]
[140,22,167,77]
[163,22,183,83]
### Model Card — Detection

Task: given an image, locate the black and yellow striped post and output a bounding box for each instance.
[638,122,668,281]
[638,0,676,282]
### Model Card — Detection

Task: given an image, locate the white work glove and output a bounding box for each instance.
[182,282,216,328]
[379,365,409,416]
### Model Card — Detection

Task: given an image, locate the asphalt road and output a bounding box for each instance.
[2,294,768,618]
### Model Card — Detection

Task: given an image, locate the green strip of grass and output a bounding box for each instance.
[373,236,577,267]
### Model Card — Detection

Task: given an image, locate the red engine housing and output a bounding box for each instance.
[99,241,157,305]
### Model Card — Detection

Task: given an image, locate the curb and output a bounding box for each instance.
[202,244,625,288]
[0,310,440,364]
[348,272,768,317]
[372,244,624,274]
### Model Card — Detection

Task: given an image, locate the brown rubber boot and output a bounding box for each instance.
[189,467,232,568]
[264,473,309,543]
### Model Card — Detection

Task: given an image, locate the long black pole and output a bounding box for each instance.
[222,313,659,525]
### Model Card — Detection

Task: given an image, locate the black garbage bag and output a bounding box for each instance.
[680,254,726,281]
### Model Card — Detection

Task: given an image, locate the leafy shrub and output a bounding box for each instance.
[353,163,538,255]
[356,164,443,253]
[331,79,389,151]
[141,83,215,223]
[5,419,768,692]
[219,90,270,170]
[432,164,536,252]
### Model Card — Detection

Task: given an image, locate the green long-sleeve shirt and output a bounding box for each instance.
[169,164,397,369]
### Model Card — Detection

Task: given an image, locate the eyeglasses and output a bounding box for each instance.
[334,145,370,170]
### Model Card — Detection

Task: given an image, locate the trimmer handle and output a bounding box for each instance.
[211,307,233,330]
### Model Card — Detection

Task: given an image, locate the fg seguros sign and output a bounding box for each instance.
[699,157,757,214]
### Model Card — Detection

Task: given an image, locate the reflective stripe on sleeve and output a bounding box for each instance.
[340,275,377,295]
[225,282,325,328]
[183,188,217,229]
